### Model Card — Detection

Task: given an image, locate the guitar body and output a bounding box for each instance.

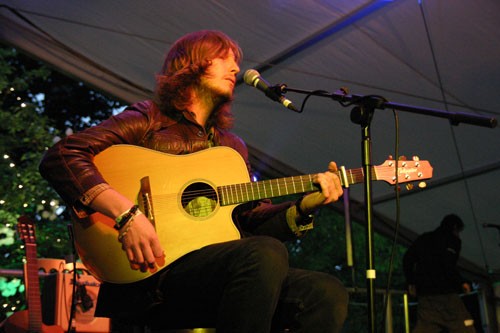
[2,311,64,333]
[73,145,246,284]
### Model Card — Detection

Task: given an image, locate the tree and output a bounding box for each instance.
[0,44,121,321]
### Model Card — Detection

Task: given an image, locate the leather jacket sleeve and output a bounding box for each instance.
[39,104,154,215]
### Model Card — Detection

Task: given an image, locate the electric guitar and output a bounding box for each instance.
[71,145,433,284]
[1,216,64,333]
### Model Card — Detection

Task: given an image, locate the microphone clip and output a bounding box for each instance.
[270,83,288,95]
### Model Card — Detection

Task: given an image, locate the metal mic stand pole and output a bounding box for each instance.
[350,102,379,333]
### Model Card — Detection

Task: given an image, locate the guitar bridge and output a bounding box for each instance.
[139,176,155,226]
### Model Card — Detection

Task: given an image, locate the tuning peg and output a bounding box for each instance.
[412,156,420,161]
[399,156,407,161]
[418,182,427,189]
[388,155,394,160]
[405,183,414,191]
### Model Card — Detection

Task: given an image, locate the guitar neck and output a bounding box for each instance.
[219,167,368,206]
[25,243,43,332]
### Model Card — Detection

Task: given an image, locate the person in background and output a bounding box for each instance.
[403,214,476,332]
[39,30,349,333]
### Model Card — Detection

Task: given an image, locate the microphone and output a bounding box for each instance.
[243,69,299,112]
[483,223,500,229]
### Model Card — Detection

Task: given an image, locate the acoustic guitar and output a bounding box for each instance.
[71,145,433,284]
[1,216,64,333]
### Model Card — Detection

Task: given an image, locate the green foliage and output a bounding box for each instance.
[0,44,120,321]
[287,207,408,331]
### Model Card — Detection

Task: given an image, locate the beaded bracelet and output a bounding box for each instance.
[117,217,135,241]
[117,209,143,241]
[114,205,139,230]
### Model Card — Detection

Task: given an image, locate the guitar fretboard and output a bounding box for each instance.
[25,243,43,332]
[218,167,369,206]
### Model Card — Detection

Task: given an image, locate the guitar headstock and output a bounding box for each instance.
[17,215,36,245]
[376,156,433,186]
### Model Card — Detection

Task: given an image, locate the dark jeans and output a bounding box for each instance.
[139,236,348,333]
[413,294,476,333]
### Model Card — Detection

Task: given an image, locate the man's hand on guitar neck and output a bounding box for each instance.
[299,161,343,214]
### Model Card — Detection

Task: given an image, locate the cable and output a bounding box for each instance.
[378,109,400,332]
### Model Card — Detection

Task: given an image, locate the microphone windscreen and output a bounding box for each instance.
[243,69,259,85]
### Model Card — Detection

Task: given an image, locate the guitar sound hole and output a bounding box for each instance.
[181,182,218,218]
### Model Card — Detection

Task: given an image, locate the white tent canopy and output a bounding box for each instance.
[1,1,499,282]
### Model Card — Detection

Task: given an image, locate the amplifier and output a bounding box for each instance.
[39,259,110,333]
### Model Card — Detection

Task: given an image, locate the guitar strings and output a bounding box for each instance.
[178,165,420,201]
[156,164,424,210]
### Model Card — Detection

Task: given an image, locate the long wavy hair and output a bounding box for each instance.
[154,30,242,129]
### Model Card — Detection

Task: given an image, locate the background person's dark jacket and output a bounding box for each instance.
[403,224,464,295]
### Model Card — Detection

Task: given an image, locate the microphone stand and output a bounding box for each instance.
[276,85,497,333]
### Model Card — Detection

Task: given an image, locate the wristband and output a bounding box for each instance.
[114,205,139,230]
[295,197,316,224]
[286,205,314,237]
[118,218,135,241]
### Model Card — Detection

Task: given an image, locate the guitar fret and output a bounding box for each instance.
[229,185,235,204]
[349,169,356,185]
[224,185,229,205]
[220,186,227,204]
[220,186,226,205]
[244,183,250,202]
[352,168,362,184]
[235,184,240,203]
[225,186,230,205]
[242,183,247,202]
[224,186,230,204]
[231,184,236,203]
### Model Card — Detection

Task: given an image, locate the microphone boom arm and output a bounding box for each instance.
[281,86,497,128]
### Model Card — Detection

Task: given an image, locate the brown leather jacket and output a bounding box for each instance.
[39,100,294,239]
